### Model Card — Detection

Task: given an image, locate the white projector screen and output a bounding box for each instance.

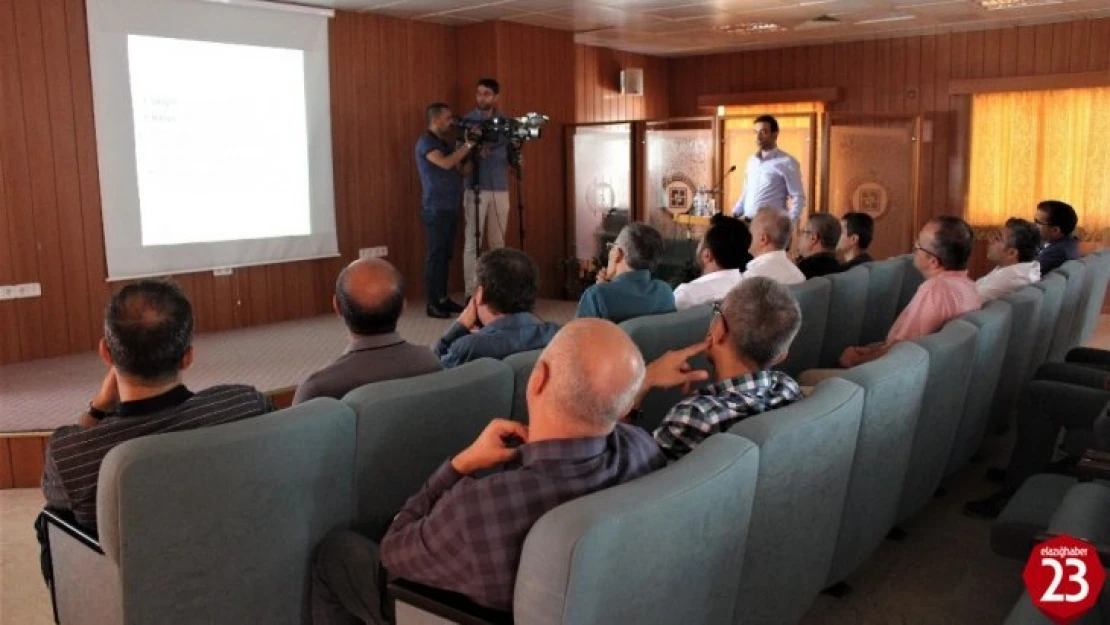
[87,0,338,280]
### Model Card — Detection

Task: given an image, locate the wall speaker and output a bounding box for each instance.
[620,68,644,96]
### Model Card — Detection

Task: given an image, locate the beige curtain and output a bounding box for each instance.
[968,87,1110,231]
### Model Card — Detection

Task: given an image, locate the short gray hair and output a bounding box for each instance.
[721,277,802,369]
[756,207,793,250]
[807,213,842,250]
[615,223,665,271]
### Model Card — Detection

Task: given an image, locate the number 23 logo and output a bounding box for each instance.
[1040,557,1089,603]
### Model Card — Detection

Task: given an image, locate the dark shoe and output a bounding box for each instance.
[963,491,1014,519]
[426,304,452,319]
[439,298,465,314]
[985,467,1007,483]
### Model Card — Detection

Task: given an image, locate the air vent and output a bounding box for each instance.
[795,14,842,30]
[715,22,786,35]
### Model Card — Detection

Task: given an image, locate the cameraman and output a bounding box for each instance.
[417,102,473,318]
[462,78,514,299]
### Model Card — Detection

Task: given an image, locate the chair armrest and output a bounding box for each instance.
[1033,532,1110,568]
[42,508,103,555]
[1076,450,1110,481]
[388,579,513,625]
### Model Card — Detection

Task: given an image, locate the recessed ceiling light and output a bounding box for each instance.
[714,22,786,34]
[977,0,1064,9]
[855,13,917,24]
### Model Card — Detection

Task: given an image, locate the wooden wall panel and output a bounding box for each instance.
[574,44,669,122]
[667,17,1110,232]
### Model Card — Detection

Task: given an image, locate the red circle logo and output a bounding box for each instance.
[1023,535,1106,624]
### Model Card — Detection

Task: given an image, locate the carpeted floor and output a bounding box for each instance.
[0,298,577,432]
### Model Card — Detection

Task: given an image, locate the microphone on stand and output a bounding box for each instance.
[711,164,738,195]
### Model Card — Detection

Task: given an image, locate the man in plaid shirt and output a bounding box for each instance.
[636,277,805,460]
[311,319,666,624]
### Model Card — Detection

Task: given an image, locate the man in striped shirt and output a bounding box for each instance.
[40,279,272,533]
[634,277,805,460]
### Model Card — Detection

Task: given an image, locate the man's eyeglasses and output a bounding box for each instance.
[711,301,728,333]
[1034,218,1054,228]
[913,243,941,260]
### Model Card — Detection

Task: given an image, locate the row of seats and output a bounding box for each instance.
[45,251,1110,625]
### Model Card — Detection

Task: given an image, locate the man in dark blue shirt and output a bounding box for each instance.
[434,248,560,368]
[1034,199,1080,275]
[416,103,474,318]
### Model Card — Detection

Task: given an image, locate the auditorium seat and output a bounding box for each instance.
[1073,253,1110,348]
[728,377,864,625]
[896,254,924,316]
[1048,260,1087,362]
[619,305,714,433]
[44,398,357,625]
[860,257,907,345]
[945,300,1012,476]
[342,358,513,539]
[989,287,1044,434]
[504,348,542,424]
[777,277,831,378]
[819,266,870,368]
[897,320,978,523]
[825,342,929,589]
[1029,274,1067,374]
[391,434,761,625]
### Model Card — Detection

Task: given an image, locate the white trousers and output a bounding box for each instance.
[463,189,510,295]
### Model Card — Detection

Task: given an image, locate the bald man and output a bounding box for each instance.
[294,259,441,403]
[741,207,805,285]
[310,319,666,623]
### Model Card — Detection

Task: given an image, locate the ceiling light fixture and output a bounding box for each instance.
[714,22,786,35]
[977,0,1064,9]
[855,13,917,24]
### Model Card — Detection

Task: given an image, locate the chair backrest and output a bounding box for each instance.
[1029,274,1067,372]
[97,399,357,625]
[897,254,924,316]
[861,257,907,345]
[514,434,760,625]
[1074,253,1110,348]
[777,278,832,378]
[820,266,870,368]
[825,342,929,586]
[343,359,514,539]
[897,320,979,523]
[620,305,714,433]
[504,349,543,425]
[729,377,864,625]
[945,301,1013,476]
[1048,260,1087,361]
[989,287,1044,434]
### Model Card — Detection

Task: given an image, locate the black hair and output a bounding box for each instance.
[927,216,974,271]
[1003,217,1042,264]
[841,212,874,250]
[1037,200,1078,236]
[104,280,194,382]
[753,114,779,133]
[807,213,842,251]
[426,102,450,124]
[476,78,500,95]
[705,214,753,270]
[477,248,538,314]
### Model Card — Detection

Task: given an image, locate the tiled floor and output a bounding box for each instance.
[3,315,1108,624]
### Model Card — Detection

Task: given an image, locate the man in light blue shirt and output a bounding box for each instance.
[731,115,806,221]
[462,78,514,297]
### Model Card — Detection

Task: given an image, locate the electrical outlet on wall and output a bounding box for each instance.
[359,247,389,259]
[15,283,41,298]
[0,285,16,301]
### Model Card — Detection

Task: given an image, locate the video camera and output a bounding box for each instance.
[452,112,549,146]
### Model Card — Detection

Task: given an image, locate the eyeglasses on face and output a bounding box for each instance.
[711,301,728,333]
[913,243,941,260]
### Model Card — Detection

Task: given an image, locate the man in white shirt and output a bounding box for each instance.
[742,207,806,286]
[731,115,806,221]
[977,217,1042,302]
[674,215,752,310]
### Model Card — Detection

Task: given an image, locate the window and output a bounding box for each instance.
[967,87,1110,231]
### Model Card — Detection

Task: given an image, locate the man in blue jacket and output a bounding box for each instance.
[1033,199,1080,275]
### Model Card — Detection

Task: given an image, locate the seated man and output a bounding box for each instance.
[310,319,667,623]
[838,211,875,270]
[838,216,982,368]
[1034,199,1080,275]
[976,218,1042,302]
[40,280,272,532]
[435,248,559,368]
[295,259,441,402]
[795,213,844,279]
[741,207,805,285]
[637,277,804,460]
[673,214,752,310]
[577,222,676,323]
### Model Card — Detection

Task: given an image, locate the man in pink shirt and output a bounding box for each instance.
[839,216,982,368]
